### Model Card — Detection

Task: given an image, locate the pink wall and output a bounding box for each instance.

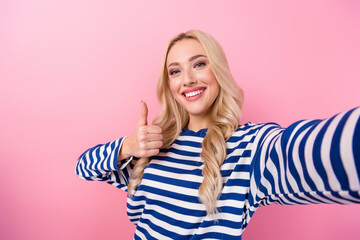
[1,0,359,239]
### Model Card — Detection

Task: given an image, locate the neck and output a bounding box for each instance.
[187,114,211,132]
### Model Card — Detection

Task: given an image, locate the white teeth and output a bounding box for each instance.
[185,90,204,97]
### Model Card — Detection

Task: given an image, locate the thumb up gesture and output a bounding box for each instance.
[119,101,163,160]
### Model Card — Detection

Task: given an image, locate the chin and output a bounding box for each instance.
[185,108,208,117]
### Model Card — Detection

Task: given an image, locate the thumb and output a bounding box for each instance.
[137,101,148,126]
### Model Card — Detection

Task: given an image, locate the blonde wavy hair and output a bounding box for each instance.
[128,30,244,216]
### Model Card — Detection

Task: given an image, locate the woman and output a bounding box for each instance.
[75,30,360,239]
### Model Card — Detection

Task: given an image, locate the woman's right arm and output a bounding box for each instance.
[75,137,134,191]
[75,101,163,191]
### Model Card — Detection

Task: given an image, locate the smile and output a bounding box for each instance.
[184,89,204,97]
[181,87,206,102]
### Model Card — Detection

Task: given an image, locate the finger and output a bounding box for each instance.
[144,149,160,157]
[144,141,163,150]
[143,133,163,142]
[137,101,148,126]
[137,148,160,158]
[145,125,162,134]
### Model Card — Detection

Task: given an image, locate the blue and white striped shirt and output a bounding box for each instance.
[75,107,360,239]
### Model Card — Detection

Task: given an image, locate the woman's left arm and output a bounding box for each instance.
[248,107,360,209]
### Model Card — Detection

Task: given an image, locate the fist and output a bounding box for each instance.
[124,101,163,158]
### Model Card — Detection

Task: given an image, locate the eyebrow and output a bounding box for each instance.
[167,54,207,68]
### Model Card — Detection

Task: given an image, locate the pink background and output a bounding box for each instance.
[1,0,359,239]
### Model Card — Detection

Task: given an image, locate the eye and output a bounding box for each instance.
[194,61,206,68]
[169,69,180,76]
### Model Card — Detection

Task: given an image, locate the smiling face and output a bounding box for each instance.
[166,39,220,129]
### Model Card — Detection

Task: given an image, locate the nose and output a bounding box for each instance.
[182,68,196,86]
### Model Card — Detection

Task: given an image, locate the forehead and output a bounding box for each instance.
[166,39,206,65]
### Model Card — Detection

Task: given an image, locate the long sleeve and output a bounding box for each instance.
[75,137,134,191]
[248,107,360,210]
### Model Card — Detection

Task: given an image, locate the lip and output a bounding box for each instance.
[181,87,206,102]
[181,87,206,95]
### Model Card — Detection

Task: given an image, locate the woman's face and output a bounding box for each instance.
[166,39,220,123]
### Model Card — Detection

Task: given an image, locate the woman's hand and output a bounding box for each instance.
[119,101,163,160]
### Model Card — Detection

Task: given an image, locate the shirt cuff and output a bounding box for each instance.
[113,136,134,171]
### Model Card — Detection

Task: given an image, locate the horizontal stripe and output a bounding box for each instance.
[75,107,360,239]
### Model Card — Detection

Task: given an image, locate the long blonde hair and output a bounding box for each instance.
[128,30,244,216]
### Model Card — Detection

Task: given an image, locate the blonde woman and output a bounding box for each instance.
[75,30,360,239]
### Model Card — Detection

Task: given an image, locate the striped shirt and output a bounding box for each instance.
[75,107,360,239]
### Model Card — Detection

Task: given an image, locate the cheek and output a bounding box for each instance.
[198,69,216,84]
[169,80,180,96]
[210,80,220,101]
[214,85,220,99]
